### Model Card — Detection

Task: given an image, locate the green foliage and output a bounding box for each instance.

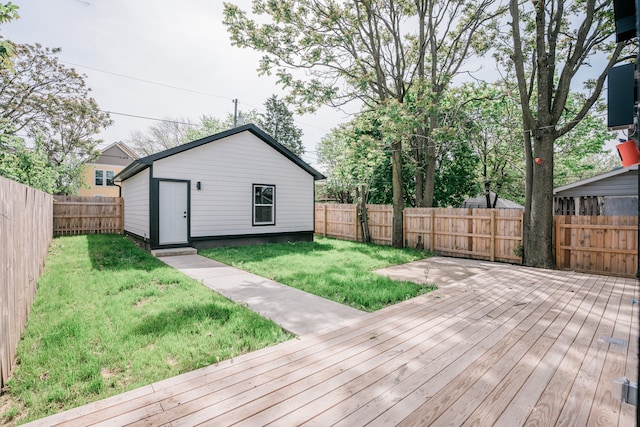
[258,94,304,156]
[201,237,436,312]
[3,235,289,423]
[317,112,387,202]
[0,2,19,70]
[0,42,112,193]
[434,140,481,207]
[0,125,58,193]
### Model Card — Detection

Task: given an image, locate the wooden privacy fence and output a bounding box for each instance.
[555,215,638,277]
[315,203,640,277]
[53,195,123,236]
[315,204,524,263]
[0,177,53,388]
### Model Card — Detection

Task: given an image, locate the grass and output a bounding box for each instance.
[200,237,436,312]
[0,235,290,425]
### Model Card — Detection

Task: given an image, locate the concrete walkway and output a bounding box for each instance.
[158,254,368,336]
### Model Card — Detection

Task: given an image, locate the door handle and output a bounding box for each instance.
[183,211,187,218]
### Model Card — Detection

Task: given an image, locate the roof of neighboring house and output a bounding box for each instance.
[553,165,638,198]
[114,124,325,181]
[91,141,139,167]
[461,192,524,209]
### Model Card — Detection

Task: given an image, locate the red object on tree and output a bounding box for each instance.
[616,140,640,167]
[535,157,542,165]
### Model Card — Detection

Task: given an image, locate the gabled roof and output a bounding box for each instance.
[553,165,637,194]
[98,141,139,160]
[114,124,325,181]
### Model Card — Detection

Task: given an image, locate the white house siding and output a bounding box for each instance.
[122,168,149,238]
[152,132,314,237]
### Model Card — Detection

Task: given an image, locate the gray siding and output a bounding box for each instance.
[96,144,136,167]
[603,196,638,215]
[555,171,637,198]
[152,132,314,237]
[122,168,149,238]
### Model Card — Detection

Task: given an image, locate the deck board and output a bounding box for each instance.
[23,265,638,427]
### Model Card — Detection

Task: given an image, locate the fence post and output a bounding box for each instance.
[490,209,496,262]
[555,216,562,268]
[402,209,407,247]
[323,204,327,237]
[430,210,436,252]
[119,197,124,234]
[353,204,359,242]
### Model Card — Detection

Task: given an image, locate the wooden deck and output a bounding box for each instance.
[25,264,638,426]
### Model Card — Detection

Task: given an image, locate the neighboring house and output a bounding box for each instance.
[80,142,138,197]
[461,192,524,209]
[114,124,325,250]
[553,165,638,215]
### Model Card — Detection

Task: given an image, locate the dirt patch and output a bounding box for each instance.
[374,256,495,287]
[0,392,26,426]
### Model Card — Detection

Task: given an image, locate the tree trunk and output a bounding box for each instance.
[357,185,371,243]
[423,115,438,207]
[391,140,404,248]
[415,133,426,207]
[523,129,555,268]
[521,128,533,263]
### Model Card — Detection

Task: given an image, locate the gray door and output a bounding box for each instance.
[159,181,188,245]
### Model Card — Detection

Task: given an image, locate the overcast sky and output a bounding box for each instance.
[3,0,619,169]
[2,0,358,167]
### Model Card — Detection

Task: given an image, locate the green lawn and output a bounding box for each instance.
[200,237,436,312]
[1,235,290,425]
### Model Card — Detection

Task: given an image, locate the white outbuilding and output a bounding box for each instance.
[114,124,324,250]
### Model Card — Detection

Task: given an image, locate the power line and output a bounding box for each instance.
[62,61,234,102]
[62,60,334,134]
[102,110,196,126]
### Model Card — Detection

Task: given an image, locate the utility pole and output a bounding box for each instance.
[233,99,239,127]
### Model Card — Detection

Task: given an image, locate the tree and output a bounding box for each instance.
[127,118,194,156]
[0,119,58,193]
[507,0,624,267]
[128,110,263,156]
[0,42,112,193]
[259,94,303,156]
[224,0,500,247]
[224,0,415,247]
[0,2,19,70]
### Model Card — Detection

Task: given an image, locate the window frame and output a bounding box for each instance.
[252,184,276,226]
[105,170,115,186]
[94,169,116,187]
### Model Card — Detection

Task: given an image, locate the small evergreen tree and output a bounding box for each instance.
[258,95,304,156]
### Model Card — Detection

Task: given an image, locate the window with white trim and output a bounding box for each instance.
[105,170,115,186]
[94,169,115,186]
[94,170,103,186]
[253,184,275,225]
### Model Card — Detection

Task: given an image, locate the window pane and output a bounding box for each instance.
[95,170,103,186]
[255,206,273,223]
[261,186,273,204]
[106,170,115,186]
[255,185,274,205]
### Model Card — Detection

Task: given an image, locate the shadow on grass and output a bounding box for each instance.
[200,240,335,262]
[86,234,164,272]
[131,303,233,336]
